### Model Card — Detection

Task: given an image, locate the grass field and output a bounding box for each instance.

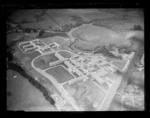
[33,53,59,70]
[7,70,56,111]
[58,50,72,58]
[45,66,74,83]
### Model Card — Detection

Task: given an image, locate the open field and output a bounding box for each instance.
[15,46,41,70]
[7,70,55,111]
[69,79,106,110]
[33,53,59,70]
[84,80,106,108]
[72,25,132,50]
[45,65,75,83]
[58,50,73,58]
[40,36,66,46]
[25,51,41,62]
[7,33,24,44]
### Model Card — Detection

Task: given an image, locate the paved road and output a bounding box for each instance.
[98,75,122,111]
[117,42,143,93]
[30,38,143,111]
[31,59,81,111]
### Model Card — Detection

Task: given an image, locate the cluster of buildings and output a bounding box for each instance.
[18,38,138,111]
[18,39,60,54]
[61,52,116,86]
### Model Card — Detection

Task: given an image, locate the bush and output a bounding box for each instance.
[133,25,142,31]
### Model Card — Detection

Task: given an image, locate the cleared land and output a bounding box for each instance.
[33,53,59,70]
[45,66,74,83]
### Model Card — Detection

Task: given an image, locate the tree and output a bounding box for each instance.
[133,25,142,31]
[39,30,45,37]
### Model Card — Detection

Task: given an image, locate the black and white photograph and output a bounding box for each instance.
[5,4,144,111]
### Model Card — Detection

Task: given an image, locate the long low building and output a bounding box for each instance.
[25,47,39,53]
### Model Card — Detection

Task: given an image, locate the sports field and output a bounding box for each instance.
[33,53,59,70]
[58,50,73,58]
[45,66,74,83]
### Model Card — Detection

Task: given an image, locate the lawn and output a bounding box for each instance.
[45,66,74,83]
[33,53,59,70]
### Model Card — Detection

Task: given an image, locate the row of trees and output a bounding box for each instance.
[130,25,143,31]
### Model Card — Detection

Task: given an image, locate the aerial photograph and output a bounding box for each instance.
[6,6,144,111]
